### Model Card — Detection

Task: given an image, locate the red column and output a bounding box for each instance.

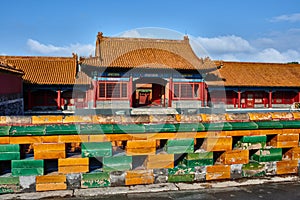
[233,97,236,108]
[269,91,272,108]
[93,80,97,108]
[203,83,208,107]
[27,90,32,110]
[57,90,61,110]
[298,91,300,102]
[168,78,173,107]
[200,82,204,107]
[129,76,133,107]
[237,91,241,108]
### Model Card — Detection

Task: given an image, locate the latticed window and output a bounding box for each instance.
[98,81,128,99]
[173,83,200,99]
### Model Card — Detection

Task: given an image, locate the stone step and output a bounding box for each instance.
[131,108,178,115]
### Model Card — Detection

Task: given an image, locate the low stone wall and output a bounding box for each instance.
[0,112,299,194]
[0,99,23,116]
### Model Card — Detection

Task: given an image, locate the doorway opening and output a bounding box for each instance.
[132,77,167,108]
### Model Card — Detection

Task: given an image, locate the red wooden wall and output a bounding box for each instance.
[0,72,22,95]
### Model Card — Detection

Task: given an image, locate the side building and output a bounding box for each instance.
[0,60,24,115]
[208,61,300,110]
[0,54,91,113]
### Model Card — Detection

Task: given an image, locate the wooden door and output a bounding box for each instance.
[152,84,164,106]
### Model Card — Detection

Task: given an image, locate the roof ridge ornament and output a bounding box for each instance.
[183,35,189,41]
[97,32,104,40]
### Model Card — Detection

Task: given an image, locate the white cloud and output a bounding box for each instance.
[190,34,300,63]
[270,13,300,22]
[118,30,143,38]
[27,39,94,57]
[195,35,254,54]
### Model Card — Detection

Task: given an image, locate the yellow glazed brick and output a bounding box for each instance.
[63,115,92,123]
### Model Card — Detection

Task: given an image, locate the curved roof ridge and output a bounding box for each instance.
[98,31,188,44]
[82,32,216,71]
[217,60,300,65]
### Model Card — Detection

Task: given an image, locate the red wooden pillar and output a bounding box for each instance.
[168,78,173,107]
[233,97,236,108]
[203,83,208,107]
[93,80,97,108]
[298,91,300,102]
[269,91,272,108]
[200,82,204,107]
[129,76,133,107]
[237,91,241,108]
[27,90,32,110]
[57,90,61,110]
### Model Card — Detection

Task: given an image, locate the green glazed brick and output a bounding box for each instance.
[0,152,20,161]
[103,156,132,172]
[79,124,113,134]
[175,123,203,132]
[185,152,214,167]
[186,152,213,160]
[184,159,213,167]
[81,142,112,157]
[166,146,194,154]
[240,135,267,143]
[82,172,110,181]
[197,123,205,131]
[230,122,258,130]
[166,139,194,154]
[168,174,195,183]
[82,149,112,158]
[255,121,283,129]
[144,124,176,133]
[113,124,145,133]
[0,126,10,136]
[242,162,266,177]
[202,122,232,131]
[167,139,194,147]
[168,165,194,175]
[12,159,44,169]
[0,144,20,152]
[82,173,110,188]
[280,120,300,129]
[81,142,112,150]
[82,179,110,188]
[102,164,132,172]
[45,124,78,135]
[0,187,15,194]
[103,156,132,165]
[12,168,44,176]
[0,177,19,185]
[9,126,45,136]
[252,148,282,162]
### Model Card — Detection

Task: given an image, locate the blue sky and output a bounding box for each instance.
[1,0,300,62]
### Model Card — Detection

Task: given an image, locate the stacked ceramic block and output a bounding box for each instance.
[0,112,299,194]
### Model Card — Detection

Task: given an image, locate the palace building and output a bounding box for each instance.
[0,60,24,115]
[210,61,300,109]
[1,32,300,114]
[80,32,220,113]
[0,55,91,113]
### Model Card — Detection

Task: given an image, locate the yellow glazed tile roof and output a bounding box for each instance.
[81,32,217,71]
[0,60,24,75]
[0,55,90,85]
[211,61,300,87]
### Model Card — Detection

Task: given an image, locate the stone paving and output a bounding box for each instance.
[0,176,298,199]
